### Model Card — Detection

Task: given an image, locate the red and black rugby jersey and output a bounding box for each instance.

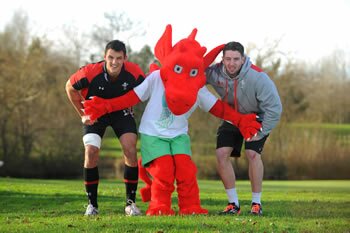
[69,61,145,100]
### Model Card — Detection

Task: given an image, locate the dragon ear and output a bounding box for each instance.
[154,24,173,63]
[203,44,225,68]
[187,28,198,40]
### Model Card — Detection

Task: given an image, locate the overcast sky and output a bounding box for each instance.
[1,0,350,63]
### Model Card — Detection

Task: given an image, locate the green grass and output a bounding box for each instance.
[99,137,123,158]
[289,123,350,147]
[0,178,349,233]
[290,122,350,135]
[100,123,350,158]
[99,137,141,158]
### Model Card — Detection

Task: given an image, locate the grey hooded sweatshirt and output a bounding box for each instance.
[206,56,282,138]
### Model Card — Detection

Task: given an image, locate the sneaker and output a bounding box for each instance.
[84,204,99,216]
[125,199,141,216]
[219,203,241,215]
[250,202,262,215]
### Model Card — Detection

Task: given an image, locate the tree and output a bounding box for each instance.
[88,12,146,63]
[304,51,350,123]
[0,11,82,177]
[128,45,155,74]
[0,10,31,163]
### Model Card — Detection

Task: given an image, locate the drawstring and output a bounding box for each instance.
[225,79,228,103]
[234,79,238,112]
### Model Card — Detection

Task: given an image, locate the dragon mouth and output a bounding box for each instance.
[165,88,197,115]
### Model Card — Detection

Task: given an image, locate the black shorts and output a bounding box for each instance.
[216,121,268,157]
[83,109,137,138]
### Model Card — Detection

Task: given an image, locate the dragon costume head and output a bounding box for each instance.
[155,24,224,115]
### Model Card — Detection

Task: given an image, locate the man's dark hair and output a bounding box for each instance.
[105,40,127,56]
[223,41,244,57]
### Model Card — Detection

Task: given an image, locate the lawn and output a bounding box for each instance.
[99,123,350,158]
[0,178,349,232]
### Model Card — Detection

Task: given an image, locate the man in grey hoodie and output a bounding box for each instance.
[206,41,282,215]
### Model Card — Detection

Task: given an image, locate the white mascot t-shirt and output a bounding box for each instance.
[134,70,217,138]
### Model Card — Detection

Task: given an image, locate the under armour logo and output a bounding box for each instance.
[98,86,104,91]
[122,82,129,90]
[123,109,134,117]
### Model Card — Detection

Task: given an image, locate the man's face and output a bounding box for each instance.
[222,50,245,77]
[104,49,126,77]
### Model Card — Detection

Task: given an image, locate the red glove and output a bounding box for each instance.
[209,100,262,140]
[83,90,141,122]
[234,114,262,141]
[83,96,110,123]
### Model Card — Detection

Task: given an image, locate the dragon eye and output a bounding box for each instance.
[174,65,183,74]
[190,69,198,77]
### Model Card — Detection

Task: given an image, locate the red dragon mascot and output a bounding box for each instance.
[83,24,261,215]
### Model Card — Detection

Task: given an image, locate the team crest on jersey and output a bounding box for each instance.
[122,82,129,90]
